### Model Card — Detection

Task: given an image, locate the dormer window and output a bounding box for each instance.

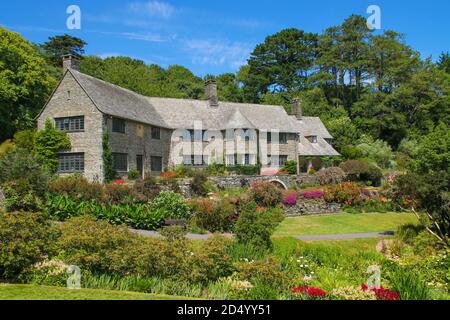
[307,136,318,144]
[325,138,333,145]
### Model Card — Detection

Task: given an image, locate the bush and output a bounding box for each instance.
[128,169,141,181]
[360,164,383,187]
[189,198,236,232]
[132,176,161,201]
[48,175,104,202]
[33,119,71,173]
[315,167,346,186]
[324,182,361,205]
[282,190,297,206]
[227,164,261,175]
[235,201,284,250]
[339,160,382,186]
[150,191,191,220]
[281,161,298,175]
[205,163,226,176]
[249,181,283,207]
[191,171,209,196]
[0,212,58,279]
[340,146,363,160]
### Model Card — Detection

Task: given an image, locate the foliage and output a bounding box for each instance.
[356,135,394,168]
[0,26,57,141]
[188,198,236,232]
[315,167,346,185]
[235,201,284,250]
[0,212,58,279]
[40,34,87,67]
[325,117,360,152]
[191,171,208,196]
[331,286,376,300]
[0,148,50,211]
[13,129,36,151]
[249,181,283,207]
[102,132,116,183]
[128,169,140,181]
[204,163,226,176]
[324,182,361,205]
[0,140,14,157]
[150,191,191,220]
[339,160,382,186]
[282,190,298,206]
[33,119,71,172]
[281,161,298,175]
[227,164,261,175]
[300,190,325,199]
[27,259,69,287]
[340,145,363,160]
[291,285,327,300]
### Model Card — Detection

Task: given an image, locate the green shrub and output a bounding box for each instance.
[249,181,283,207]
[27,259,69,287]
[0,212,58,279]
[387,266,431,300]
[341,146,364,160]
[132,176,162,201]
[128,169,141,181]
[227,164,261,175]
[33,119,71,173]
[339,160,369,180]
[189,198,236,232]
[235,202,284,250]
[150,191,191,220]
[360,164,383,187]
[0,147,50,198]
[205,163,226,176]
[315,167,347,185]
[102,132,116,183]
[191,171,208,196]
[281,161,298,175]
[48,175,104,202]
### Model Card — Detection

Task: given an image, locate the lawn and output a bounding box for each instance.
[273,212,419,237]
[0,284,193,300]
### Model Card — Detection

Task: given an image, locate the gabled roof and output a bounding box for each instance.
[298,136,341,157]
[69,69,300,132]
[295,116,333,139]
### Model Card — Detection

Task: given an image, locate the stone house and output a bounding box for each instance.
[36,55,339,182]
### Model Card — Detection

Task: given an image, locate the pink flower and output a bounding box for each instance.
[301,190,324,198]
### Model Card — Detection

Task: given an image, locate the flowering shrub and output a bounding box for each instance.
[331,286,376,300]
[28,259,69,287]
[324,182,361,205]
[150,191,191,220]
[300,190,325,199]
[112,180,126,185]
[249,181,283,207]
[161,171,178,181]
[315,167,346,185]
[361,284,400,300]
[188,197,236,232]
[291,286,327,299]
[282,190,298,206]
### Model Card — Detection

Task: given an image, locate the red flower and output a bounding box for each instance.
[112,180,126,185]
[291,286,327,298]
[361,284,400,300]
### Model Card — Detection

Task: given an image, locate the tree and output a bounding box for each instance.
[245,28,318,101]
[33,119,71,172]
[102,132,116,183]
[325,116,360,151]
[41,34,87,67]
[437,52,450,74]
[0,27,56,142]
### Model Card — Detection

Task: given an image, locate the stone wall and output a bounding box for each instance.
[37,72,104,182]
[210,174,316,190]
[284,198,341,215]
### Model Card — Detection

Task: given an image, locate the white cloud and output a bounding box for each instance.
[97,53,122,59]
[184,39,252,69]
[129,1,175,18]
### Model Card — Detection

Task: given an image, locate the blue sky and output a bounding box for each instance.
[1,0,449,76]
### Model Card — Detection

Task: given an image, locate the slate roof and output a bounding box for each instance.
[70,69,299,132]
[42,68,340,156]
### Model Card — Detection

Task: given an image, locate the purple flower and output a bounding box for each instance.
[301,190,324,198]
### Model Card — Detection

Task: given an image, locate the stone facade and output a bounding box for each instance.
[37,73,104,182]
[209,174,316,190]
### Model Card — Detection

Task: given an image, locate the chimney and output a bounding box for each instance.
[62,54,80,72]
[205,79,219,107]
[291,98,302,120]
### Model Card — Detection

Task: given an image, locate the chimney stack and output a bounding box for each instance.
[205,79,219,107]
[291,98,302,120]
[62,54,80,72]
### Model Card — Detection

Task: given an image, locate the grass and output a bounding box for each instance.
[273,212,419,237]
[0,284,193,300]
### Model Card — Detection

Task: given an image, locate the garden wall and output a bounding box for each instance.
[209,174,316,190]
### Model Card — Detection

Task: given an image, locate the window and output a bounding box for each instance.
[151,127,161,140]
[244,154,250,165]
[188,130,207,141]
[307,136,318,144]
[226,154,235,166]
[183,155,207,166]
[57,153,84,173]
[325,138,333,145]
[267,132,272,143]
[151,156,163,172]
[112,117,126,133]
[279,133,288,144]
[112,153,128,171]
[55,116,84,132]
[268,155,288,167]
